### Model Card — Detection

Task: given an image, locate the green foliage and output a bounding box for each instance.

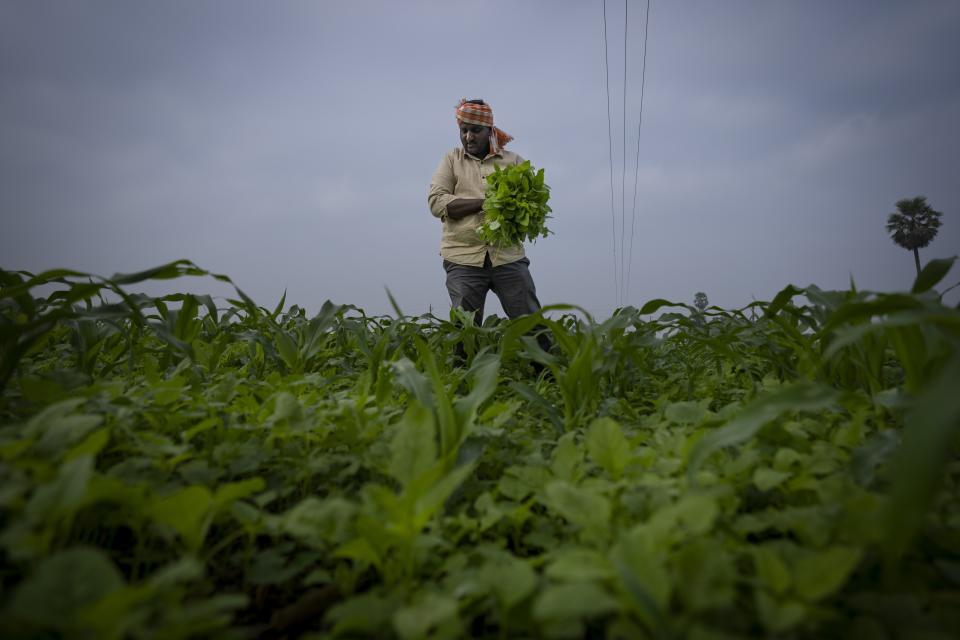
[477,160,552,247]
[885,196,945,276]
[1,259,960,638]
[886,195,943,252]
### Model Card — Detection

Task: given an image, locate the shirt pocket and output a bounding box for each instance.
[445,215,480,245]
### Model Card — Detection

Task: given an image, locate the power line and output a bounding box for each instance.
[603,0,652,309]
[626,0,651,303]
[602,0,619,306]
[620,0,628,306]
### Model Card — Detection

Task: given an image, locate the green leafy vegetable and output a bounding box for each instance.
[477,160,552,247]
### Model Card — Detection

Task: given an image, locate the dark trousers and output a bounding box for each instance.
[443,253,543,323]
[443,253,551,357]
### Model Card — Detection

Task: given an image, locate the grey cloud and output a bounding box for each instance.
[1,0,958,319]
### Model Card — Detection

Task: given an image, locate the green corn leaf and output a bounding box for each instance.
[912,255,956,293]
[452,350,500,429]
[391,358,433,408]
[510,381,564,434]
[884,354,960,571]
[388,402,437,488]
[765,284,806,317]
[270,289,287,319]
[639,298,680,315]
[109,260,207,285]
[412,462,475,530]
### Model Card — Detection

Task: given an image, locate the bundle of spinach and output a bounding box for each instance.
[477,160,552,247]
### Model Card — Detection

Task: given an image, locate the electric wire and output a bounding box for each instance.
[602,0,619,306]
[625,0,651,302]
[620,0,629,305]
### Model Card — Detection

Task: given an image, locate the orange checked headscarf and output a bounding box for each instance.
[455,98,514,155]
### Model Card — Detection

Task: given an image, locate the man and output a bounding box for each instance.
[427,98,547,335]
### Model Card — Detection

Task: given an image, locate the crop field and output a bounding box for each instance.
[1,259,959,639]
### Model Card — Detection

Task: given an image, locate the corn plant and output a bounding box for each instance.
[1,257,958,639]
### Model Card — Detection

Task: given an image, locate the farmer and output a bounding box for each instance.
[427,98,547,334]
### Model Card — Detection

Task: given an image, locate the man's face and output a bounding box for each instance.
[459,122,490,158]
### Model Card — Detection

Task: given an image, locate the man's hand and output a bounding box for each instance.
[446,198,484,220]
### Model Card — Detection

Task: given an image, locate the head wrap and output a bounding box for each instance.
[455,98,514,156]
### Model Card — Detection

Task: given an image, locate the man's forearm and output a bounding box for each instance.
[446,198,484,220]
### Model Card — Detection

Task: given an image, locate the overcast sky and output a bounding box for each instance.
[2,0,958,318]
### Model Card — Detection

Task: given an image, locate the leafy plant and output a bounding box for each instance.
[477,160,552,247]
[886,195,944,276]
[1,258,959,638]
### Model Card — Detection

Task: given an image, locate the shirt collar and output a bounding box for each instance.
[464,148,502,161]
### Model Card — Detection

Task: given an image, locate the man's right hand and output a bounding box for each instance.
[446,198,485,220]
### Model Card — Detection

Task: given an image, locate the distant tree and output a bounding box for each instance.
[693,292,709,313]
[692,292,709,328]
[886,196,943,277]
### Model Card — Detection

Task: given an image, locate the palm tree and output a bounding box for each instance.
[693,292,708,312]
[886,196,943,277]
[693,292,709,328]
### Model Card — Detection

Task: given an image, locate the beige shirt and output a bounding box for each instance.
[427,147,526,267]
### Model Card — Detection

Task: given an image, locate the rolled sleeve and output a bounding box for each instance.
[427,153,457,219]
